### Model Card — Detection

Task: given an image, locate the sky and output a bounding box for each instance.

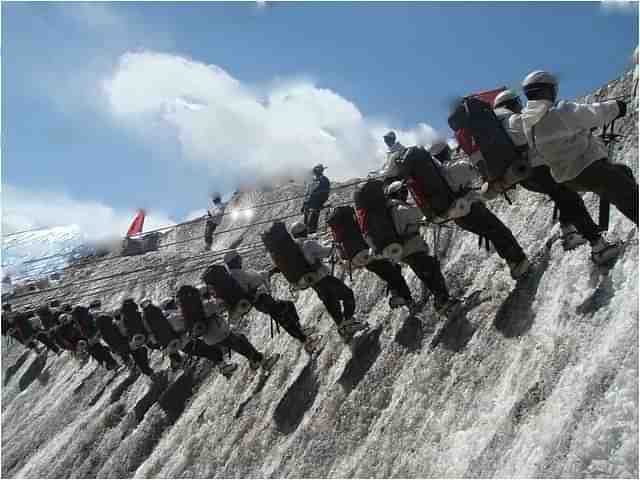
[2,1,638,238]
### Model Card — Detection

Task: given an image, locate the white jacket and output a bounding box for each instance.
[494,107,543,168]
[380,142,407,180]
[207,201,227,225]
[521,99,620,182]
[387,199,429,258]
[227,267,270,298]
[295,238,332,279]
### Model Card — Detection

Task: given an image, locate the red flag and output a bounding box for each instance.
[126,209,146,237]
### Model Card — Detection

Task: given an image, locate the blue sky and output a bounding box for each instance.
[2,1,637,236]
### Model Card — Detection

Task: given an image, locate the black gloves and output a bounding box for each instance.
[616,100,627,119]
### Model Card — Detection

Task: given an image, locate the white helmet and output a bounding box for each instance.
[493,89,520,109]
[160,297,176,311]
[522,70,558,99]
[385,180,406,196]
[429,140,449,156]
[196,284,208,296]
[290,221,307,236]
[223,250,240,265]
[140,298,152,309]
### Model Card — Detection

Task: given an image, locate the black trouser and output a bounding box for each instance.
[254,293,307,343]
[403,252,449,301]
[311,276,356,327]
[218,332,263,364]
[183,339,224,363]
[36,332,60,354]
[521,165,600,242]
[564,159,638,226]
[87,343,118,368]
[303,208,321,233]
[365,259,413,304]
[204,218,219,245]
[130,346,153,375]
[454,202,526,264]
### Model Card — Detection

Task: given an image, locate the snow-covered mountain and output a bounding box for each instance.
[1,70,637,478]
[1,226,94,287]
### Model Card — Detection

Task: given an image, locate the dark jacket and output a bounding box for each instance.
[304,174,330,210]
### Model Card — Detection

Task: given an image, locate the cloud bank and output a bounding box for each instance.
[103,52,442,186]
[2,185,174,241]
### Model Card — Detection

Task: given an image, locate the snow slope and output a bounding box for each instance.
[2,70,637,478]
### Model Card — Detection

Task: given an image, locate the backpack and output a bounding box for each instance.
[201,264,251,309]
[120,299,147,336]
[353,179,402,258]
[261,222,317,289]
[95,314,129,353]
[176,285,205,331]
[448,95,530,183]
[397,146,457,218]
[72,306,98,339]
[141,303,179,347]
[36,305,57,330]
[326,206,370,266]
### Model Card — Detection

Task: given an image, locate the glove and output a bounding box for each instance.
[301,205,306,213]
[616,100,627,119]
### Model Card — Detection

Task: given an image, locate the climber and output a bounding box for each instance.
[289,221,369,342]
[429,140,453,164]
[327,205,415,310]
[168,289,276,373]
[214,250,321,354]
[381,131,407,185]
[204,192,226,251]
[116,299,155,376]
[71,305,119,370]
[398,146,530,280]
[384,181,460,316]
[6,309,45,353]
[302,164,330,234]
[93,308,138,368]
[520,70,638,227]
[493,89,620,264]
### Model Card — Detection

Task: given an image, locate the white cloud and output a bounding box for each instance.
[2,185,174,241]
[103,51,443,185]
[600,0,638,14]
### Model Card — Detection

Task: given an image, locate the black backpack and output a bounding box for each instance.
[261,222,316,287]
[327,206,369,261]
[201,264,251,308]
[353,179,401,254]
[176,285,205,330]
[95,314,128,352]
[36,305,57,330]
[141,303,179,347]
[72,306,97,339]
[398,146,457,217]
[448,96,526,182]
[120,299,147,336]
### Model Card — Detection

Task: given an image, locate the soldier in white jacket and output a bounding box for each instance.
[493,89,619,264]
[384,181,458,315]
[380,131,408,185]
[222,251,320,354]
[520,70,637,227]
[290,221,369,341]
[204,192,226,251]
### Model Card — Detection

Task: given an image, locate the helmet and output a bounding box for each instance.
[522,70,558,100]
[196,284,208,297]
[429,140,449,156]
[385,180,406,196]
[290,221,307,237]
[312,164,326,174]
[59,313,72,325]
[223,250,240,265]
[493,89,520,109]
[383,131,396,147]
[140,298,152,309]
[210,191,222,203]
[160,297,176,311]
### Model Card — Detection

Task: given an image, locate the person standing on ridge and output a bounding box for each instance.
[302,164,330,234]
[519,70,638,231]
[380,131,407,185]
[492,89,620,264]
[204,192,226,251]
